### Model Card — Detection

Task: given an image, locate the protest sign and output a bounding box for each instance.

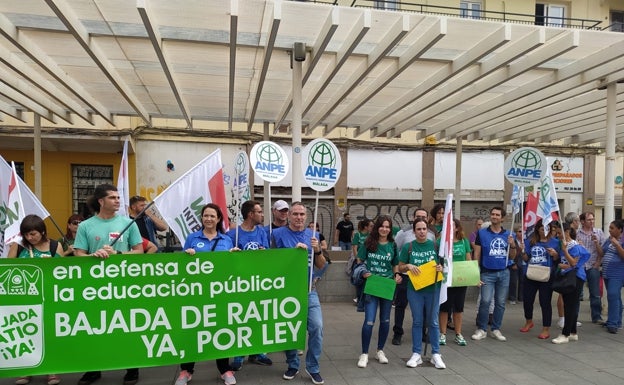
[0,248,308,377]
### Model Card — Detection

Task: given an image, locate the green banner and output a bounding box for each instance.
[0,248,309,377]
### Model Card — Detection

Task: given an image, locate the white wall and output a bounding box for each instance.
[434,151,504,190]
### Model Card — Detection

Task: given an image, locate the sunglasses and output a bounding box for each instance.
[70,221,82,225]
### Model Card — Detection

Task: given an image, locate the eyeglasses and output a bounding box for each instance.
[70,221,81,225]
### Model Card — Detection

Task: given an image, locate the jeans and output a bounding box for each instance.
[407,287,440,355]
[477,269,510,331]
[522,277,553,327]
[392,275,408,337]
[361,294,393,353]
[339,241,352,251]
[285,291,323,374]
[604,277,624,329]
[585,267,603,322]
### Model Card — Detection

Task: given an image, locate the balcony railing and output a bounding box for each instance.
[348,1,603,30]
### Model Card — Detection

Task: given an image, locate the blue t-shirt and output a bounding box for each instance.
[272,226,325,281]
[226,225,269,250]
[601,239,624,279]
[183,230,233,252]
[523,237,560,275]
[476,226,513,270]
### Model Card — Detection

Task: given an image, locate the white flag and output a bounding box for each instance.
[117,139,130,217]
[537,168,560,227]
[0,158,50,257]
[438,194,454,305]
[153,149,228,245]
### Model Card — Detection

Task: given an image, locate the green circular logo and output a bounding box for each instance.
[309,142,336,168]
[512,149,542,170]
[257,143,283,165]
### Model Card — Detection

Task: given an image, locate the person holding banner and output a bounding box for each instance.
[356,215,401,368]
[518,220,560,340]
[7,215,63,259]
[271,202,326,385]
[128,195,168,248]
[471,206,517,342]
[73,184,143,385]
[398,218,446,370]
[439,219,472,347]
[6,215,62,385]
[176,203,237,385]
[226,200,273,370]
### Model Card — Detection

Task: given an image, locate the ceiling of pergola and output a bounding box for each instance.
[1,0,624,153]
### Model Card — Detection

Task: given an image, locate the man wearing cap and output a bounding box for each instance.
[265,200,289,237]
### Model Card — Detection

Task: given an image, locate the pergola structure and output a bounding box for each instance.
[0,0,623,219]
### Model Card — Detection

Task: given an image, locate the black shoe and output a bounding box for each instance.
[123,369,139,385]
[78,372,101,385]
[607,327,618,334]
[391,335,401,345]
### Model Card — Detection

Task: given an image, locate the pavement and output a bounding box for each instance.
[3,298,624,385]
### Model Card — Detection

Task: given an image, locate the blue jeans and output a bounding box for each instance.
[339,241,352,251]
[585,267,603,322]
[285,291,323,374]
[477,269,510,331]
[361,295,392,353]
[407,287,440,355]
[604,277,624,329]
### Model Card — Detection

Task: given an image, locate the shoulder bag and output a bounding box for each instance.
[552,269,577,294]
[526,264,551,282]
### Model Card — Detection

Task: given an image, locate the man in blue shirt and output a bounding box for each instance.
[272,202,327,385]
[471,206,517,342]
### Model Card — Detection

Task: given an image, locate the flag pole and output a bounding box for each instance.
[310,191,320,293]
[110,201,155,247]
[235,165,241,248]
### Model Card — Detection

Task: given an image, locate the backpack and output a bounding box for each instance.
[17,239,59,257]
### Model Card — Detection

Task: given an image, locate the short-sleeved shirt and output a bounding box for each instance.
[227,225,269,250]
[17,241,60,258]
[336,220,354,243]
[357,241,398,278]
[184,230,233,252]
[601,239,624,279]
[452,238,471,262]
[399,239,439,292]
[74,215,142,253]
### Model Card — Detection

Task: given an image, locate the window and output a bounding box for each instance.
[460,1,482,19]
[374,1,398,10]
[611,11,624,32]
[535,3,565,27]
[72,165,113,217]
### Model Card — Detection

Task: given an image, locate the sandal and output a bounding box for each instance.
[47,375,61,385]
[538,332,550,339]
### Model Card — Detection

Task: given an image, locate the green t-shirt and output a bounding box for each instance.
[452,238,471,262]
[74,215,142,253]
[358,241,398,278]
[400,239,439,292]
[352,231,368,252]
[17,242,60,258]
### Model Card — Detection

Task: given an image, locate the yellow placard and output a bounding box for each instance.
[407,260,444,290]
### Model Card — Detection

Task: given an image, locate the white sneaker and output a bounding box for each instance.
[375,350,388,364]
[489,329,507,341]
[357,353,368,368]
[175,370,192,385]
[471,329,487,340]
[569,334,579,341]
[430,353,446,369]
[406,353,423,368]
[557,318,565,328]
[552,334,569,344]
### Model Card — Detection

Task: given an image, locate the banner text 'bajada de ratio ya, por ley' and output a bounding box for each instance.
[0,248,308,377]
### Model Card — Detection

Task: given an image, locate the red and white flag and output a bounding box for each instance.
[437,194,454,305]
[153,149,228,245]
[116,138,130,217]
[1,158,50,257]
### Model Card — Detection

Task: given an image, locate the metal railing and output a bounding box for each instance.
[348,0,603,30]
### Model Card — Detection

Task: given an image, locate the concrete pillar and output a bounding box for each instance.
[422,149,435,211]
[582,154,596,215]
[334,146,348,228]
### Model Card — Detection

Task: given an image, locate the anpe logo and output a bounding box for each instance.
[504,147,547,186]
[302,138,342,192]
